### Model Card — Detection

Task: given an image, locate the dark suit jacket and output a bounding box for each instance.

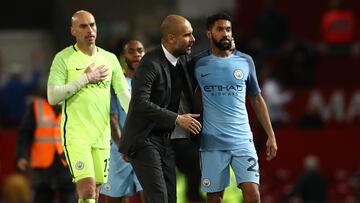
[119,45,196,155]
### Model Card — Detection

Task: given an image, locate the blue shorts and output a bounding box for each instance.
[100,142,142,197]
[200,143,259,193]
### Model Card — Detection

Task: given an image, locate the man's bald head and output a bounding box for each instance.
[161,15,190,39]
[160,14,195,57]
[70,10,97,49]
[71,10,94,26]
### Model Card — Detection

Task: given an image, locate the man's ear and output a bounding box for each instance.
[70,26,76,37]
[206,30,211,39]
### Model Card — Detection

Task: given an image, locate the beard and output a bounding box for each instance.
[212,36,231,51]
[174,44,193,57]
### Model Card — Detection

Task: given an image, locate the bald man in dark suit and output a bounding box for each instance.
[119,15,202,203]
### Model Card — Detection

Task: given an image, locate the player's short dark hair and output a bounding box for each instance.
[206,13,232,30]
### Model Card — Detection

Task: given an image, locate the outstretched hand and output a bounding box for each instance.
[176,114,202,134]
[85,63,109,83]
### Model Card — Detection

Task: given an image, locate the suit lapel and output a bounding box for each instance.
[157,47,172,108]
[158,47,172,90]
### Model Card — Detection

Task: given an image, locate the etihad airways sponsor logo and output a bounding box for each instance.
[203,84,244,96]
[203,85,243,92]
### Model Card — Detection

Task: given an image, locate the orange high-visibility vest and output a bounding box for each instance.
[30,98,64,168]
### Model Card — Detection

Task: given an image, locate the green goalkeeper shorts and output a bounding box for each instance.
[64,143,110,184]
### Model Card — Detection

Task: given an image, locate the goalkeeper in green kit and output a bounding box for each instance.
[47,10,130,203]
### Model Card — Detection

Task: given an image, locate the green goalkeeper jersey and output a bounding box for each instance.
[48,44,129,148]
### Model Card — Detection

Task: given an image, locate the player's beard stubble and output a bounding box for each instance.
[212,36,231,51]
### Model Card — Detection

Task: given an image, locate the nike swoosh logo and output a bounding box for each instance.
[201,73,211,77]
[75,67,84,71]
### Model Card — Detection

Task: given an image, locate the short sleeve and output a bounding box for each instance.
[245,54,261,96]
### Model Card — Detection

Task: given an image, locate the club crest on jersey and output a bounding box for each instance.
[233,69,243,80]
[75,161,84,170]
[202,178,211,187]
[103,183,112,191]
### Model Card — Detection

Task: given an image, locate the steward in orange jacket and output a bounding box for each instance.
[16,97,76,203]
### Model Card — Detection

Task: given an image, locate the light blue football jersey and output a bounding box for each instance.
[194,50,261,150]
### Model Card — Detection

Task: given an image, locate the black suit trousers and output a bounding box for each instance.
[130,136,176,203]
